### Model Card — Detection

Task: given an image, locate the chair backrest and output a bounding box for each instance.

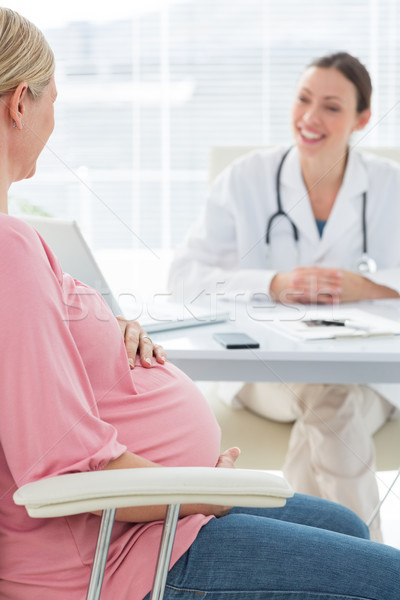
[209,145,400,184]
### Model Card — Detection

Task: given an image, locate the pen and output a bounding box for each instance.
[308,319,346,327]
[312,319,371,331]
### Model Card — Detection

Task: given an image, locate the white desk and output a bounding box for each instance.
[153,300,400,384]
[155,299,400,500]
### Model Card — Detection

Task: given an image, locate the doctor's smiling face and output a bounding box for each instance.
[292,65,371,161]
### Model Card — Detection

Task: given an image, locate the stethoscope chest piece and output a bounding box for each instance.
[357,253,377,274]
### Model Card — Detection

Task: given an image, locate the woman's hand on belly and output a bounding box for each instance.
[116,317,167,368]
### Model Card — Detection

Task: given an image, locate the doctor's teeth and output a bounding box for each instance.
[302,130,322,140]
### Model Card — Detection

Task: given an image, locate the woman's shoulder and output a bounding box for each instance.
[0,213,63,281]
[0,213,40,248]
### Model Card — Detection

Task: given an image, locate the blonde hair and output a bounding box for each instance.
[0,7,55,99]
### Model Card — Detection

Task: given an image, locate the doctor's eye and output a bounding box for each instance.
[326,105,341,112]
[297,95,310,103]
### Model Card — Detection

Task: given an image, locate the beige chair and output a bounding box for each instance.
[14,466,292,600]
[209,145,400,184]
[207,145,400,493]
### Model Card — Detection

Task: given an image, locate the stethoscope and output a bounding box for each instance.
[265,147,377,274]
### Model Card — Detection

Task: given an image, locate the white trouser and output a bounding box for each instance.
[235,382,395,542]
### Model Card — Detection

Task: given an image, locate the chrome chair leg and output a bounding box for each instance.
[86,503,180,600]
[86,508,116,600]
[150,504,181,600]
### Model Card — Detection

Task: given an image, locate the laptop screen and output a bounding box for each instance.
[18,215,123,316]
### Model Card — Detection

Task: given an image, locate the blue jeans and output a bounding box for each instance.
[144,494,400,599]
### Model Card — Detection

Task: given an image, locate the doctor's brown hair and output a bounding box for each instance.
[308,52,372,113]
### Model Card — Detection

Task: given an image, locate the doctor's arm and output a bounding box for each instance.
[270,266,399,304]
[168,180,276,302]
[338,270,399,302]
[169,236,273,303]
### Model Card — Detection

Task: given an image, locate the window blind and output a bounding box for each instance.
[10,0,400,261]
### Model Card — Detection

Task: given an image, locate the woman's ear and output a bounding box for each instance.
[353,108,371,132]
[9,82,29,130]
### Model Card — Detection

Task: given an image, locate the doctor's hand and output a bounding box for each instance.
[337,270,399,302]
[116,316,167,369]
[270,267,400,304]
[270,267,343,304]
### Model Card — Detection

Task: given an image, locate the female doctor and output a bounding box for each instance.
[168,52,400,541]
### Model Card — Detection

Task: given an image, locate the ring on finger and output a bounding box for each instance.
[140,335,152,344]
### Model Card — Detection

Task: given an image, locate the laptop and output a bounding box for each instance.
[19,215,228,333]
[20,215,122,315]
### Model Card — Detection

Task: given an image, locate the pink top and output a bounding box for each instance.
[0,215,221,600]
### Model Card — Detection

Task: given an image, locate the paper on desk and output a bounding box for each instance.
[260,307,400,341]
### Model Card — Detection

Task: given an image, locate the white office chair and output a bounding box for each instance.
[14,466,292,600]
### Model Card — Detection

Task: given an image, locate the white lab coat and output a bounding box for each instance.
[169,146,400,298]
[168,146,400,408]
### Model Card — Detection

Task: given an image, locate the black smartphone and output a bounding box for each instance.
[213,332,260,349]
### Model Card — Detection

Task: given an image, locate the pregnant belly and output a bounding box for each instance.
[98,360,221,467]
